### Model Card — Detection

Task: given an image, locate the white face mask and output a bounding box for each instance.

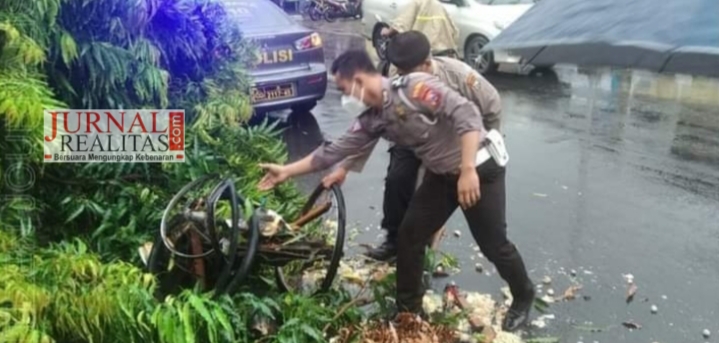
[341,82,368,116]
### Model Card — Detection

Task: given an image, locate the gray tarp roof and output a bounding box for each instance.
[482,0,719,77]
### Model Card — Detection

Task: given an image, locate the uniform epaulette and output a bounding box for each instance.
[391,75,409,89]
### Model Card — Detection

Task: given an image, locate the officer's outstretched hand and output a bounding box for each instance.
[258,163,289,191]
[457,167,481,209]
[322,167,348,188]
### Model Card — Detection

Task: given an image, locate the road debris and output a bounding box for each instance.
[622,274,634,284]
[621,321,641,330]
[546,288,555,296]
[542,276,552,284]
[702,329,711,339]
[533,193,548,197]
[650,305,658,314]
[433,266,450,278]
[453,230,461,237]
[540,295,555,304]
[570,269,577,277]
[531,314,556,329]
[562,285,582,300]
[626,283,638,303]
[475,263,484,273]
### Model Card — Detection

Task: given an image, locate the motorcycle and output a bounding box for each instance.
[302,0,328,21]
[323,0,362,22]
[371,14,395,76]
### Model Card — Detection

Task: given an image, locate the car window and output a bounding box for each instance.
[475,0,535,4]
[221,0,293,28]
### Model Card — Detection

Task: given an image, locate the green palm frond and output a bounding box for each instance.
[0,21,47,67]
[0,70,66,127]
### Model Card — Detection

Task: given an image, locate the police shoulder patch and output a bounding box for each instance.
[411,82,442,110]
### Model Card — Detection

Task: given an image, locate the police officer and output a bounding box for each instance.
[258,49,535,332]
[323,31,501,262]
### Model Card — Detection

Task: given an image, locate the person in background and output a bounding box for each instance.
[380,0,459,58]
[258,49,534,332]
[323,31,502,263]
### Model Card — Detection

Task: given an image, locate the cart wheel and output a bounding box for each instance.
[218,209,261,295]
[206,179,258,296]
[275,183,346,295]
[147,217,224,299]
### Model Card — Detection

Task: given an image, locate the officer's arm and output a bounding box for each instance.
[458,70,486,113]
[407,75,485,139]
[310,116,381,171]
[459,68,502,130]
[339,138,380,173]
[390,0,419,33]
[444,7,460,42]
[407,75,485,170]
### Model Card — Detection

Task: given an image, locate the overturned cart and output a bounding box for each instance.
[145,174,346,298]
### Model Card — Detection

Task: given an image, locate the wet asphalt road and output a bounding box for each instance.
[272,17,719,342]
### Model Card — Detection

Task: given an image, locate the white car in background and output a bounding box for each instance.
[361,0,538,74]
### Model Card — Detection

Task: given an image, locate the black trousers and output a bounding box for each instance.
[394,160,533,312]
[380,146,422,241]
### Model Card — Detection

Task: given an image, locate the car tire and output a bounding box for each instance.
[291,100,317,114]
[464,35,498,75]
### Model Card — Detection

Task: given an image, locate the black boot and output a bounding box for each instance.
[364,240,397,262]
[491,242,535,332]
[502,286,535,332]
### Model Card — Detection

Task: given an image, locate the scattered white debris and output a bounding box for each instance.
[650,305,658,314]
[546,288,555,296]
[562,185,568,190]
[472,246,481,252]
[542,276,552,284]
[533,193,548,197]
[531,314,556,328]
[570,269,577,277]
[475,263,484,273]
[540,295,555,304]
[453,230,461,237]
[702,329,711,339]
[583,270,594,275]
[423,293,443,314]
[661,294,667,300]
[623,273,634,284]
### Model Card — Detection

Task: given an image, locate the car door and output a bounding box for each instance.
[387,0,411,16]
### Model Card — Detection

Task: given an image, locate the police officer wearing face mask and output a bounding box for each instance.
[257,49,535,331]
[323,31,501,263]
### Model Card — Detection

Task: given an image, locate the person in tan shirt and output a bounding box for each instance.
[381,0,459,57]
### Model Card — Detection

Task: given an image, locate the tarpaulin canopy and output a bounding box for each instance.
[482,0,719,77]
